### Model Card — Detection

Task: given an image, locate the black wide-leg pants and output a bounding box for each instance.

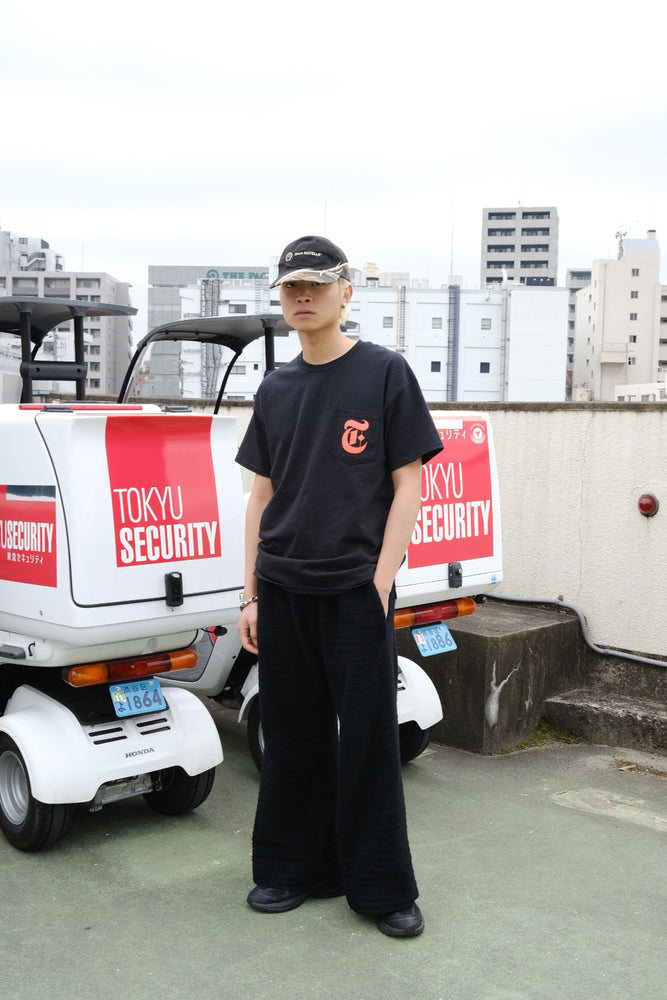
[252,579,419,915]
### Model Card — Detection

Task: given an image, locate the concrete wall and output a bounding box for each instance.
[217,399,667,658]
[452,402,667,658]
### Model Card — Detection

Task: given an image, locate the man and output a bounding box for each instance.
[236,235,443,937]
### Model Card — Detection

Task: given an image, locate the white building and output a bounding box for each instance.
[565,268,592,399]
[147,265,568,402]
[0,270,134,397]
[481,207,559,287]
[572,231,666,401]
[0,226,64,272]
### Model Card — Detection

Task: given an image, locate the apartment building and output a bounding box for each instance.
[0,270,134,396]
[572,231,664,401]
[481,206,559,287]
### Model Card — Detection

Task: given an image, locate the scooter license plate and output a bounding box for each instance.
[411,623,457,657]
[109,678,167,718]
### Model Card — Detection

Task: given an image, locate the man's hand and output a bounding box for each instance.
[238,601,259,655]
[373,578,392,618]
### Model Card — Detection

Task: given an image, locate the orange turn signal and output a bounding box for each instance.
[66,648,198,688]
[394,597,476,630]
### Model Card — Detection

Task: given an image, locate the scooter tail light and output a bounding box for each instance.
[66,648,198,688]
[394,597,476,630]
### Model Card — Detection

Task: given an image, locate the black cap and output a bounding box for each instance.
[270,235,351,288]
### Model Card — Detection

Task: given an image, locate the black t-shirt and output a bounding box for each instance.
[236,340,443,593]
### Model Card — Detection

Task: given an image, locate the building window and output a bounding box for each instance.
[432,317,443,329]
[230,364,246,374]
[229,304,247,314]
[629,335,637,343]
[89,362,100,372]
[77,278,101,288]
[481,318,492,330]
[431,361,441,373]
[630,313,638,321]
[488,228,515,236]
[480,362,490,373]
[631,290,639,299]
[383,316,393,328]
[488,212,516,220]
[632,268,640,276]
[521,211,550,219]
[628,357,636,365]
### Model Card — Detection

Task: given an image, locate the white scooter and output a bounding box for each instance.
[0,302,282,849]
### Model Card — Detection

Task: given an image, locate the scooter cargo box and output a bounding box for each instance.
[0,404,245,665]
[396,411,502,606]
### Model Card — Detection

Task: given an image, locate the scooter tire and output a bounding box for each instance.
[143,766,215,815]
[399,722,432,763]
[0,734,74,851]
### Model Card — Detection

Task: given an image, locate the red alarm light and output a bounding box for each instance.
[638,494,659,517]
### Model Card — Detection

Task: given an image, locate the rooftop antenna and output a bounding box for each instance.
[615,227,627,259]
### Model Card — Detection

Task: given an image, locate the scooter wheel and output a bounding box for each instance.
[143,766,215,815]
[0,734,74,851]
[399,722,432,764]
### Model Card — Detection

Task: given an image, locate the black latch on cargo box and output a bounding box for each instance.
[165,571,184,607]
[448,562,463,588]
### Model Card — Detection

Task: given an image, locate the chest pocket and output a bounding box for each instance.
[330,408,380,466]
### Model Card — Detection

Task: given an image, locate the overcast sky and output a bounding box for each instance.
[3,0,666,336]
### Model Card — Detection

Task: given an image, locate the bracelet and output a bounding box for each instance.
[240,596,258,610]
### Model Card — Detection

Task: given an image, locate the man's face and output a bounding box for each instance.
[279,279,351,334]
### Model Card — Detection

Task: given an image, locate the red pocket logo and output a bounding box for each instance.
[341,418,370,454]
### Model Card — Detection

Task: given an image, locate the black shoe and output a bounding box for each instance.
[376,903,425,938]
[247,882,344,913]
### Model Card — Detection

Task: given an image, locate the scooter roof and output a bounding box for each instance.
[0,296,137,348]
